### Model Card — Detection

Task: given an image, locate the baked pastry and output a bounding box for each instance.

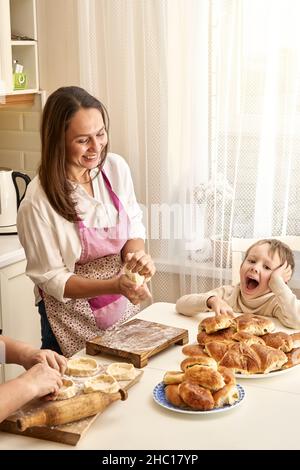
[182,343,206,357]
[180,355,217,371]
[178,381,214,410]
[219,342,261,374]
[232,331,265,346]
[106,362,135,381]
[124,266,144,286]
[66,357,99,377]
[84,374,120,394]
[165,384,186,407]
[218,366,236,385]
[199,312,235,334]
[163,370,185,385]
[197,327,236,346]
[290,332,300,348]
[261,332,293,353]
[250,343,287,373]
[204,341,232,362]
[55,378,77,400]
[213,384,239,408]
[184,365,225,391]
[282,347,300,369]
[235,314,275,335]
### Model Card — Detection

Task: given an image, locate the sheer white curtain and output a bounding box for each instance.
[76,0,300,302]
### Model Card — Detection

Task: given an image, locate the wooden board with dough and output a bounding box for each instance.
[86,319,189,367]
[0,366,143,446]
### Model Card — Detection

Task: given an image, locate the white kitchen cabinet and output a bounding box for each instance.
[0,259,40,381]
[0,0,39,95]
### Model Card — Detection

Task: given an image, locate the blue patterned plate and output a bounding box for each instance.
[153,382,245,415]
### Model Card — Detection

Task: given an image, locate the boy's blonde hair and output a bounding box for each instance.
[243,239,295,274]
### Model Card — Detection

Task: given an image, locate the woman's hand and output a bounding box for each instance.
[206,296,233,316]
[19,363,63,399]
[21,348,67,375]
[117,274,152,305]
[124,251,156,281]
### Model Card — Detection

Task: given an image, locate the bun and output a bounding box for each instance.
[232,331,265,346]
[236,314,275,336]
[163,370,185,385]
[251,343,287,373]
[178,381,214,410]
[261,332,293,353]
[182,343,206,357]
[218,365,235,385]
[180,355,217,371]
[213,384,239,408]
[184,365,225,392]
[199,313,235,334]
[165,384,186,407]
[282,347,300,369]
[197,327,235,346]
[290,333,300,348]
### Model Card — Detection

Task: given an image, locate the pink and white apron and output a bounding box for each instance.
[42,170,139,357]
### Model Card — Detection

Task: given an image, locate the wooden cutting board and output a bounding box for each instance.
[0,368,143,446]
[86,318,189,367]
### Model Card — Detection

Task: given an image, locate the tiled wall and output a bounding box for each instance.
[0,95,42,182]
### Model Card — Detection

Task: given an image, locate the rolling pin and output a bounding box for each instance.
[17,388,127,431]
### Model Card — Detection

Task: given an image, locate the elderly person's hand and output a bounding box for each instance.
[124,251,156,281]
[21,347,67,374]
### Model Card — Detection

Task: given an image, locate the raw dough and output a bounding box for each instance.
[66,357,99,377]
[55,378,77,400]
[106,362,136,381]
[124,266,144,286]
[84,374,120,394]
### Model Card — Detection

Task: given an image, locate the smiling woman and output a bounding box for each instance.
[17,86,156,357]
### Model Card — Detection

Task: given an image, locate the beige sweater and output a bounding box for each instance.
[176,277,300,329]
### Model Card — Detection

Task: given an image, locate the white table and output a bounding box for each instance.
[1,302,300,450]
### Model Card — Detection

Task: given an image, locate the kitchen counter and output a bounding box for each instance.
[0,235,25,268]
[1,302,300,450]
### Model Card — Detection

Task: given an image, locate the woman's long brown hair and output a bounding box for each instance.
[39,86,109,222]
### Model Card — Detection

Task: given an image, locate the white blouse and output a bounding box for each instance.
[17,153,145,303]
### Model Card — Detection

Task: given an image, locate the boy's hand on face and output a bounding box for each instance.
[270,261,292,285]
[207,296,233,316]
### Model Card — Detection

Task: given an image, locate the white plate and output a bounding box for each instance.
[235,363,300,379]
[152,382,245,415]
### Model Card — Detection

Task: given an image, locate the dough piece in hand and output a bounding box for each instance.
[124,266,145,286]
[84,374,120,394]
[55,378,77,400]
[106,362,136,380]
[66,357,99,377]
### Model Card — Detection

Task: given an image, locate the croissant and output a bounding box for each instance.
[204,341,232,362]
[219,342,261,374]
[250,343,287,373]
[197,327,236,346]
[261,332,294,353]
